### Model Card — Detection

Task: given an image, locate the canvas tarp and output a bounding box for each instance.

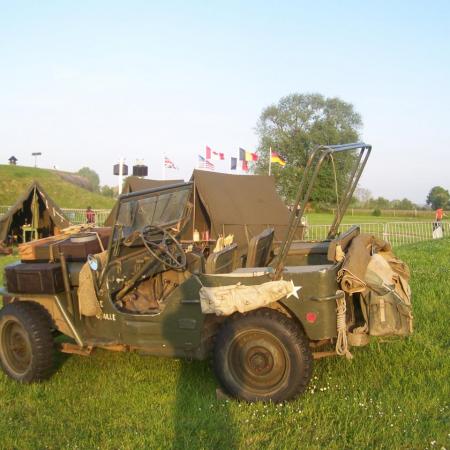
[200,280,299,316]
[189,170,294,246]
[0,181,71,243]
[103,177,183,226]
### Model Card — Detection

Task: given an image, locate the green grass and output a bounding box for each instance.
[0,165,115,209]
[0,240,449,449]
[306,212,434,225]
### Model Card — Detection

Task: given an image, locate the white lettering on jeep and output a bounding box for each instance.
[95,312,116,321]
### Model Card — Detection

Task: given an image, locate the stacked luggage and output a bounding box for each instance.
[5,228,111,295]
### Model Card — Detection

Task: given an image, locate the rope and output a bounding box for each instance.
[335,296,353,359]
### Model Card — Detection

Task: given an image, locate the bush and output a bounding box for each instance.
[372,208,382,217]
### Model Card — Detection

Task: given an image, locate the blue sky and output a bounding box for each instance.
[0,0,449,203]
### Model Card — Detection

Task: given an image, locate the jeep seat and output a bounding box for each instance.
[205,244,238,274]
[246,228,274,268]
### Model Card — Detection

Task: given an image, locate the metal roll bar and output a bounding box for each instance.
[273,142,372,279]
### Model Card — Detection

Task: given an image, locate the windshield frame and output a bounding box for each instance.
[99,182,193,285]
[113,181,193,231]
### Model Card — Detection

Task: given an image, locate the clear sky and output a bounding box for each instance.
[1,0,449,204]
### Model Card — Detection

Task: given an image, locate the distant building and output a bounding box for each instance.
[8,156,18,165]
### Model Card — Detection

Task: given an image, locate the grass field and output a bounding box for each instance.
[0,165,115,209]
[0,240,449,449]
[305,212,437,225]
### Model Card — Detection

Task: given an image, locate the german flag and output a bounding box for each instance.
[270,152,286,166]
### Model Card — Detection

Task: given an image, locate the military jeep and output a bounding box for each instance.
[0,142,413,402]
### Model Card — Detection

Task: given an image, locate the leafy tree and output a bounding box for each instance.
[395,198,416,210]
[377,197,391,209]
[100,185,116,198]
[78,167,100,192]
[426,186,450,209]
[354,187,372,206]
[255,93,362,203]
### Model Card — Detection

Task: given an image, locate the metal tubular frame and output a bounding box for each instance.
[274,142,372,279]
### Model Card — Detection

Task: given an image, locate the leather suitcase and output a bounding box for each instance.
[5,262,65,294]
[57,233,107,261]
[19,229,111,262]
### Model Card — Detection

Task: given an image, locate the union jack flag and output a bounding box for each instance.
[164,156,177,169]
[198,155,215,171]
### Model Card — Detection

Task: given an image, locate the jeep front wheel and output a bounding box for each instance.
[214,308,313,402]
[0,302,55,383]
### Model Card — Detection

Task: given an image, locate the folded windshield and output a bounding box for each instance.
[115,184,192,238]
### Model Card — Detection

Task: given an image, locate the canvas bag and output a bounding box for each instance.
[362,254,413,337]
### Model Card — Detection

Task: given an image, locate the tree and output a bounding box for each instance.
[426,186,450,209]
[395,198,416,210]
[78,167,100,192]
[100,185,116,198]
[255,93,362,203]
[354,187,372,206]
[374,197,391,209]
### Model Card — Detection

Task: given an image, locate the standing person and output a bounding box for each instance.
[433,207,446,239]
[435,207,446,222]
[86,206,96,224]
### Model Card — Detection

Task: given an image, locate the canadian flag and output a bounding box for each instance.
[206,146,224,160]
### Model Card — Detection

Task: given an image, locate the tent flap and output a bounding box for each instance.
[0,181,71,243]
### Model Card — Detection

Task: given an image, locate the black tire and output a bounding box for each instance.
[214,308,313,403]
[0,301,55,383]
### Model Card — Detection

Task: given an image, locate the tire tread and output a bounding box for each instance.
[0,301,55,382]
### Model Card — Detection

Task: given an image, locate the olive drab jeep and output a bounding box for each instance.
[0,143,413,403]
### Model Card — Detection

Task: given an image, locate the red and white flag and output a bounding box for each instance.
[206,146,224,160]
[164,156,178,169]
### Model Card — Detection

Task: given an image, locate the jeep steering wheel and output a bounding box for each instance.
[140,224,186,270]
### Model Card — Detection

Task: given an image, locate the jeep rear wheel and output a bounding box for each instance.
[0,302,55,383]
[214,308,313,403]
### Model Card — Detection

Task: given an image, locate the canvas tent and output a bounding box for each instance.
[0,182,71,244]
[104,177,183,226]
[187,170,294,246]
[104,172,295,247]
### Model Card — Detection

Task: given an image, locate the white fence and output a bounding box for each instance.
[0,206,111,226]
[61,209,111,226]
[305,221,450,247]
[0,203,448,247]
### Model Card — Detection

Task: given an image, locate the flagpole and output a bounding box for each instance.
[269,147,272,176]
[118,157,124,195]
[163,154,166,180]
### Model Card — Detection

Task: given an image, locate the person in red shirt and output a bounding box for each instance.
[86,206,96,224]
[435,208,446,222]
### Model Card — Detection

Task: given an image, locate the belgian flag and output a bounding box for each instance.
[239,148,258,162]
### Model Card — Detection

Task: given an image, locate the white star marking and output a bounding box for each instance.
[287,280,302,299]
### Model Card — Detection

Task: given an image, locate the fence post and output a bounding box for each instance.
[382,222,388,242]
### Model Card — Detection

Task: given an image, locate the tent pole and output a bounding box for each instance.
[192,179,196,239]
